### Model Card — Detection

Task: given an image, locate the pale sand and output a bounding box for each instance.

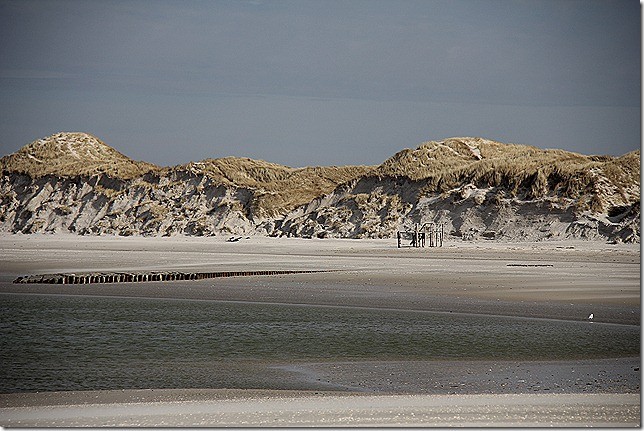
[1,234,639,323]
[0,234,640,426]
[0,390,639,427]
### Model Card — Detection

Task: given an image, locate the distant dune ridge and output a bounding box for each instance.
[0,132,639,242]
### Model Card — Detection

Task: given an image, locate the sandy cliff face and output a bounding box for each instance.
[0,133,639,242]
[281,138,640,242]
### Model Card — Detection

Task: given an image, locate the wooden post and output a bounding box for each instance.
[429,223,434,247]
[434,223,437,246]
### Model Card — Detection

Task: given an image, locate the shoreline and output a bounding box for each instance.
[2,357,641,399]
[1,356,640,397]
[2,277,638,325]
[1,289,639,328]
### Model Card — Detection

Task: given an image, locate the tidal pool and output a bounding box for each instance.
[0,293,638,392]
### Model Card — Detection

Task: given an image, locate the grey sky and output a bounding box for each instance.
[0,0,640,167]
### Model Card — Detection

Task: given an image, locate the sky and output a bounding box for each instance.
[0,0,640,167]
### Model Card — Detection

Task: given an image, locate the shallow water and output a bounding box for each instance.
[0,293,639,393]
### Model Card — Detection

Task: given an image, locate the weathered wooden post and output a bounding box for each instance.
[440,223,444,247]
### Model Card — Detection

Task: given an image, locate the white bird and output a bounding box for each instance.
[588,313,594,321]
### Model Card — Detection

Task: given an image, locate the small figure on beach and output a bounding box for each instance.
[588,313,594,321]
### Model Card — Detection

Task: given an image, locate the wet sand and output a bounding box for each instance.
[0,233,640,426]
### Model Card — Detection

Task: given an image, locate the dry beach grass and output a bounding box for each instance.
[0,234,639,426]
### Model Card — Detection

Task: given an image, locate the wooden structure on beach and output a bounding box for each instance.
[397,222,444,248]
[13,269,332,285]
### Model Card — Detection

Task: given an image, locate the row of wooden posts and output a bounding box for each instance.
[13,269,327,285]
[397,222,444,248]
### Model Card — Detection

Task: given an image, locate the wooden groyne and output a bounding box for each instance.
[13,269,329,285]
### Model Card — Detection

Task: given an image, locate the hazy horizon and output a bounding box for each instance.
[0,0,640,167]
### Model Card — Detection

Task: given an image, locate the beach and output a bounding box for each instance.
[0,233,640,426]
[1,390,639,427]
